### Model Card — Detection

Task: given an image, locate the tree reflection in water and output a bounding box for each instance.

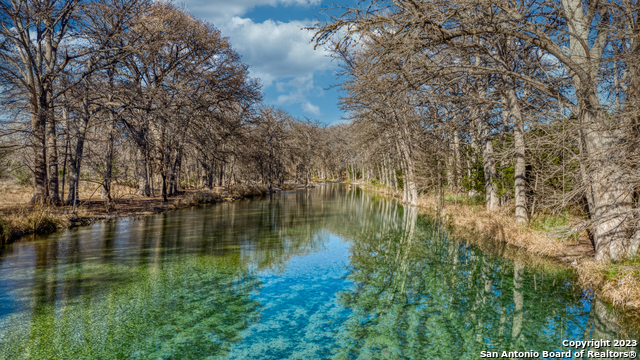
[333,204,637,360]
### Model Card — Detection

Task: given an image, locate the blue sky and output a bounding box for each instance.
[183,0,354,125]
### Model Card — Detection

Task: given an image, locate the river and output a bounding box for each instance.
[0,184,637,359]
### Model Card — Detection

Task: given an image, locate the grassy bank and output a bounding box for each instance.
[0,183,273,246]
[358,183,640,316]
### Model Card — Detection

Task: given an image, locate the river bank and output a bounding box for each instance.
[353,182,640,317]
[0,183,306,246]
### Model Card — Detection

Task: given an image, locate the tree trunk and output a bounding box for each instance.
[67,135,85,206]
[475,117,498,210]
[581,96,637,261]
[102,113,115,208]
[446,145,455,190]
[206,168,214,189]
[31,110,48,203]
[390,155,398,191]
[102,71,116,207]
[559,3,640,260]
[46,104,61,205]
[60,105,71,203]
[395,113,418,205]
[396,141,409,203]
[136,141,150,197]
[454,130,462,191]
[170,150,182,195]
[161,144,169,202]
[382,157,389,187]
[469,125,479,194]
[161,172,167,202]
[306,149,311,186]
[218,161,224,187]
[506,86,528,223]
[66,101,91,206]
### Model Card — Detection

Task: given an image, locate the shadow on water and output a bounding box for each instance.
[0,185,637,359]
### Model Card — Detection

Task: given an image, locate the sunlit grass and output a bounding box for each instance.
[444,193,485,206]
[0,203,73,243]
[577,255,640,312]
[530,212,581,242]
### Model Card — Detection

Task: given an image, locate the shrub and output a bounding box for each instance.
[10,161,31,186]
[0,216,11,244]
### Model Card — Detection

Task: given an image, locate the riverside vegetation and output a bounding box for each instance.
[1,0,639,318]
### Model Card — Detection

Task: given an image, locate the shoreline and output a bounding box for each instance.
[1,182,328,246]
[0,184,285,246]
[354,182,640,319]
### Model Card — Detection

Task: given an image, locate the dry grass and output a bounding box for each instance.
[0,180,32,208]
[279,183,299,191]
[0,215,11,243]
[437,203,568,257]
[173,190,221,208]
[0,179,141,210]
[231,184,269,197]
[9,205,69,231]
[579,259,640,311]
[0,203,77,244]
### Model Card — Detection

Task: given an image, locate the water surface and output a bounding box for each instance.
[0,185,637,359]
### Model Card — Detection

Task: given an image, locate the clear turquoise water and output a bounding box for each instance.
[0,185,637,359]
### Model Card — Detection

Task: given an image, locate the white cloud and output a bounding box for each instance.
[272,74,324,117]
[220,17,334,118]
[223,18,332,87]
[301,102,321,115]
[184,0,333,118]
[278,75,319,93]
